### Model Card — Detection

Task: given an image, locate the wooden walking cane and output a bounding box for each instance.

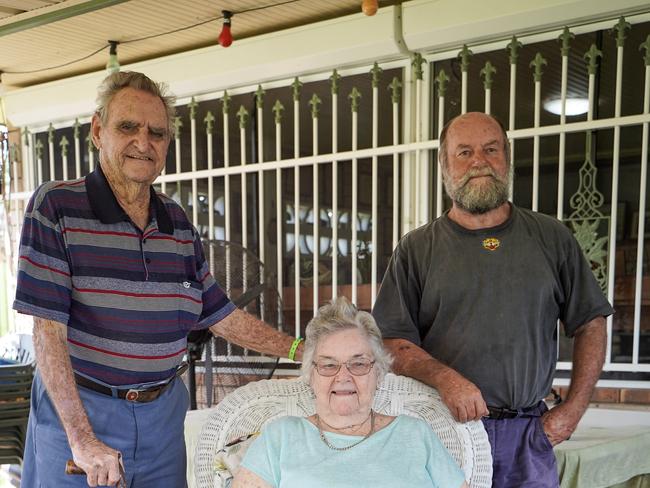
[65,454,127,488]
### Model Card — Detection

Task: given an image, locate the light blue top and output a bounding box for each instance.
[240,414,466,488]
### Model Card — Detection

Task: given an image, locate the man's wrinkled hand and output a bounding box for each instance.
[71,437,123,487]
[541,403,581,446]
[437,370,488,422]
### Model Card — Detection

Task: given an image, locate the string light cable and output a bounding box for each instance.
[0,0,303,76]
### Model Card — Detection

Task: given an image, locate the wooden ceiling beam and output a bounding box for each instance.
[0,7,24,15]
[0,0,129,38]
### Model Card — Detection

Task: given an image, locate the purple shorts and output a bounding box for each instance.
[481,401,559,488]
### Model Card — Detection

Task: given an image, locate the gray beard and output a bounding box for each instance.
[444,168,510,215]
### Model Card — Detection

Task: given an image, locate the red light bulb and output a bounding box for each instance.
[219,10,233,47]
[362,0,378,16]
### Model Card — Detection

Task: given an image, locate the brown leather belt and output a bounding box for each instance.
[74,362,189,403]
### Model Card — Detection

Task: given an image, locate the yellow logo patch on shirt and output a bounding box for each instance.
[482,237,500,251]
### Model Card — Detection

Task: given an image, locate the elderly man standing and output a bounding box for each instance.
[14,71,303,487]
[372,112,613,487]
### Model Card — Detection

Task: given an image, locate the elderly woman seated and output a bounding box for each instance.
[232,297,468,488]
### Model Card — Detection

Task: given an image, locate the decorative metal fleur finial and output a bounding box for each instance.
[204,111,215,134]
[640,35,650,66]
[73,118,81,139]
[35,139,44,159]
[506,36,523,65]
[48,124,54,144]
[458,44,473,72]
[23,127,30,146]
[291,77,303,101]
[349,87,362,113]
[59,135,69,157]
[584,44,603,75]
[309,94,322,119]
[558,27,574,56]
[236,105,249,129]
[388,77,402,104]
[435,69,450,98]
[480,61,497,90]
[370,62,383,88]
[221,91,231,114]
[530,52,547,82]
[412,52,424,80]
[611,16,631,48]
[255,85,265,109]
[272,100,284,124]
[330,69,342,95]
[173,116,183,138]
[188,97,198,120]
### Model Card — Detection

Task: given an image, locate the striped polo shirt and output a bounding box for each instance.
[13,165,235,385]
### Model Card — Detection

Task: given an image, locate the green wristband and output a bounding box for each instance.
[288,338,303,361]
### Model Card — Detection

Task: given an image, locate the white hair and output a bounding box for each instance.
[300,296,392,382]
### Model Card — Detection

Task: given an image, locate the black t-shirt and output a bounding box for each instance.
[372,204,614,408]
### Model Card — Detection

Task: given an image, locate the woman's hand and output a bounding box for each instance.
[232,467,273,488]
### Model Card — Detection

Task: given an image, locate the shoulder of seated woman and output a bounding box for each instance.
[373,413,398,431]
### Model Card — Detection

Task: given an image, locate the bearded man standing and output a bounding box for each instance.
[372,112,613,487]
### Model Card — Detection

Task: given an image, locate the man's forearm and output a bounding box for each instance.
[33,318,96,449]
[384,338,488,421]
[384,338,458,389]
[541,316,607,445]
[210,309,302,360]
[565,316,607,412]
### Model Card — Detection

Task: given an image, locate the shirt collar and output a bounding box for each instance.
[85,164,174,235]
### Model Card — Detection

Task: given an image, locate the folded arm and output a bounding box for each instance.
[33,317,122,487]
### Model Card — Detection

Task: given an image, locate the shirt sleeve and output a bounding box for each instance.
[558,228,614,337]
[239,422,281,487]
[192,230,236,330]
[372,236,423,346]
[13,183,72,325]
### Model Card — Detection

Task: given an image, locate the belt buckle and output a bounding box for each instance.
[125,389,140,402]
[503,407,519,419]
[495,409,510,420]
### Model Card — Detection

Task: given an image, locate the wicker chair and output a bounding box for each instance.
[193,373,493,488]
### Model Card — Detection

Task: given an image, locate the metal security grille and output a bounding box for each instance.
[5,12,650,383]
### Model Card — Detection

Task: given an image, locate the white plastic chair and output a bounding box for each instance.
[194,373,492,488]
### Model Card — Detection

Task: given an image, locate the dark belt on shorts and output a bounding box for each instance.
[486,402,546,420]
[74,362,189,403]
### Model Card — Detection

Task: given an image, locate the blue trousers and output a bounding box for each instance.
[482,402,560,488]
[21,372,189,487]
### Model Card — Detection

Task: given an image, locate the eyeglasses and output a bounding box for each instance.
[313,358,375,377]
